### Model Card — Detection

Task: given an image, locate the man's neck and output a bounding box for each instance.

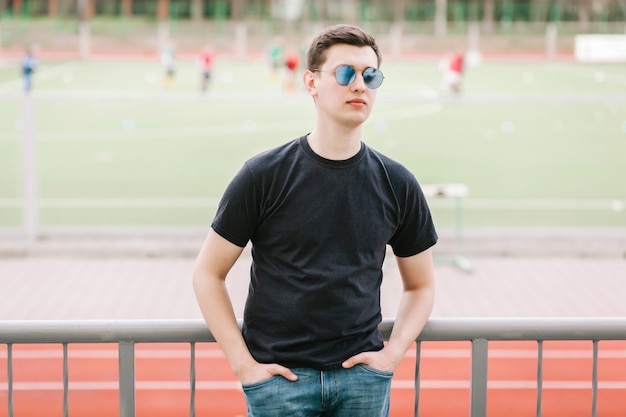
[307,125,362,161]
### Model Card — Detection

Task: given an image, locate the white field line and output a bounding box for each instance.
[0,120,307,142]
[372,102,443,122]
[1,197,623,211]
[0,197,220,209]
[3,380,626,391]
[0,62,82,94]
[545,63,626,87]
[3,349,625,360]
[0,97,440,143]
[429,198,626,211]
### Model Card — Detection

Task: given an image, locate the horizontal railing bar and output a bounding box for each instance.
[1,318,626,344]
[417,318,626,341]
[0,320,215,344]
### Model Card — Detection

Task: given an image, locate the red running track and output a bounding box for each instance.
[1,340,625,417]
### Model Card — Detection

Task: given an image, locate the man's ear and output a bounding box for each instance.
[303,70,317,97]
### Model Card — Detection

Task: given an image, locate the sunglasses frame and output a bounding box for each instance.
[313,65,384,89]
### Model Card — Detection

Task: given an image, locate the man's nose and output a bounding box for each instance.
[350,71,367,91]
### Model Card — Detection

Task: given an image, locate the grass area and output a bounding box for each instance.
[1,58,625,228]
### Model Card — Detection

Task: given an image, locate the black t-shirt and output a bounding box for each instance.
[212,135,437,370]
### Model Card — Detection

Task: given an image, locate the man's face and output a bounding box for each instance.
[306,44,379,129]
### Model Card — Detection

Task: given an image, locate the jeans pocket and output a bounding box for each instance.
[356,364,394,378]
[241,375,307,417]
[241,375,281,391]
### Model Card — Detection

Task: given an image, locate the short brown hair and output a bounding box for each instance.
[306,24,382,71]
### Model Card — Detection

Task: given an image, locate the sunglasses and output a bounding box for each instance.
[314,65,384,89]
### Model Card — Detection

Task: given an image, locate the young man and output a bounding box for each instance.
[22,45,38,94]
[193,24,437,417]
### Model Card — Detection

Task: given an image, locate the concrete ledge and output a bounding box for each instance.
[434,227,626,258]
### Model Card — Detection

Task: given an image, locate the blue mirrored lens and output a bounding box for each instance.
[363,68,384,89]
[335,65,356,86]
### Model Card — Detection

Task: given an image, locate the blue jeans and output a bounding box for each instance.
[242,365,392,417]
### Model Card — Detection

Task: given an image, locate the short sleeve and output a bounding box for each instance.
[211,163,261,248]
[388,176,438,257]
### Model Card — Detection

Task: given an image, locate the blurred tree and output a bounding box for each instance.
[231,0,243,20]
[58,0,76,17]
[317,0,329,21]
[0,0,620,30]
[157,0,169,19]
[435,0,447,36]
[393,0,408,23]
[483,0,495,33]
[191,0,202,21]
[577,0,590,31]
[13,0,22,16]
[467,0,480,22]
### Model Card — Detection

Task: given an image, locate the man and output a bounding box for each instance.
[199,46,214,93]
[160,41,176,87]
[193,24,437,417]
[22,45,38,94]
[440,50,464,94]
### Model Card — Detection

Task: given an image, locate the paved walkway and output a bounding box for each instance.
[2,253,626,320]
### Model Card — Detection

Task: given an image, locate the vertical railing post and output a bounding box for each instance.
[536,340,543,417]
[591,340,599,417]
[470,338,488,417]
[119,341,136,417]
[190,342,196,417]
[63,343,69,417]
[7,343,13,417]
[414,341,422,417]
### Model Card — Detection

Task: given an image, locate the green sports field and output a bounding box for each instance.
[1,57,625,230]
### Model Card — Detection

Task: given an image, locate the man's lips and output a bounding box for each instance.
[347,98,366,106]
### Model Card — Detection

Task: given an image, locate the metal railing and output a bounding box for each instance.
[1,317,625,417]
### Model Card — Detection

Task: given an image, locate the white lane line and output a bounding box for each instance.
[4,380,626,391]
[396,380,626,390]
[0,381,241,391]
[414,349,626,359]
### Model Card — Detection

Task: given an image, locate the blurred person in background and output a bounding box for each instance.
[160,40,176,88]
[282,50,299,93]
[193,23,437,417]
[439,50,464,94]
[267,36,283,85]
[199,46,214,93]
[22,44,39,94]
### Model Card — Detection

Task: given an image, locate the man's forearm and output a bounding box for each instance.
[386,249,436,362]
[193,272,256,376]
[386,286,434,361]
